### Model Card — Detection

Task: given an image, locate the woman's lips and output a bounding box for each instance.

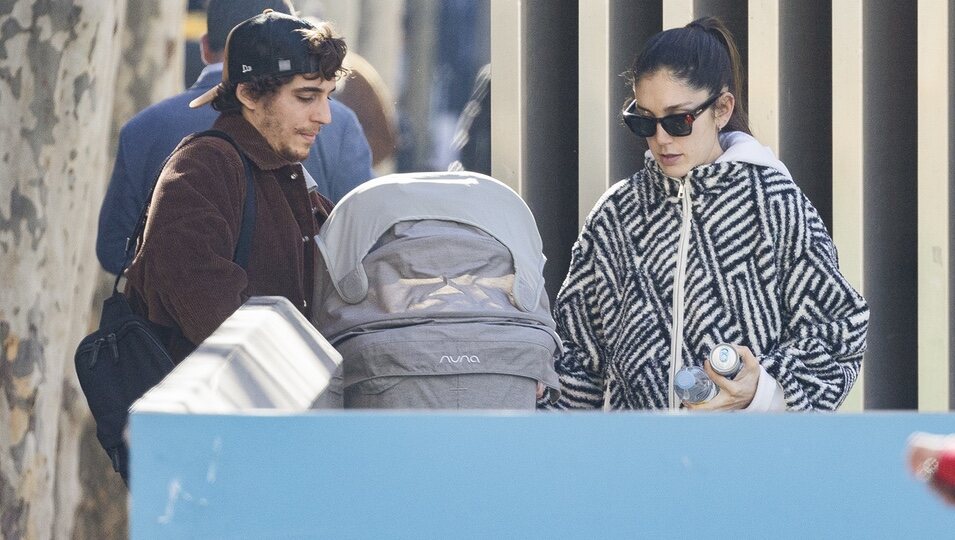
[659,153,681,166]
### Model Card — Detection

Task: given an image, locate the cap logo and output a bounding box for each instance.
[242,65,252,73]
[278,59,291,71]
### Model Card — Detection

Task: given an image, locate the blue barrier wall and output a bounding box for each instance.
[130,412,955,538]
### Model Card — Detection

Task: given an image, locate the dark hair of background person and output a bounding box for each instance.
[211,22,348,113]
[625,16,752,135]
[205,0,295,52]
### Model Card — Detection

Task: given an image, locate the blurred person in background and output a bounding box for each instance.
[395,0,489,172]
[448,62,490,175]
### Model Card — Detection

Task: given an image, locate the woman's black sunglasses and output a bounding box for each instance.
[622,93,721,137]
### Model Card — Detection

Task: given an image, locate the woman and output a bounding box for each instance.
[550,17,868,411]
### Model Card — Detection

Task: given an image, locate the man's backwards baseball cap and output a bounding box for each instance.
[190,10,320,108]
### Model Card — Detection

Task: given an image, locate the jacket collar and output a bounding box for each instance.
[643,154,738,201]
[191,63,223,91]
[642,130,787,201]
[212,112,298,171]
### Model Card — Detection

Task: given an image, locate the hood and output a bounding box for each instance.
[642,131,793,181]
[715,131,792,179]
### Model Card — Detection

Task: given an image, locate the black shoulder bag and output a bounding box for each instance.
[74,130,255,486]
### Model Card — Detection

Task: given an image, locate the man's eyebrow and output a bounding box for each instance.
[294,85,329,93]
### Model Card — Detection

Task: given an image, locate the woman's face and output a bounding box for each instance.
[632,70,730,179]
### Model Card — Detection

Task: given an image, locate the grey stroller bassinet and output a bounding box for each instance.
[312,171,561,409]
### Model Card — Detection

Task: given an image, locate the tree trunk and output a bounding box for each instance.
[0,1,184,538]
[109,0,186,157]
[76,1,186,537]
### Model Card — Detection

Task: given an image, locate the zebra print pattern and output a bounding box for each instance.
[549,156,869,411]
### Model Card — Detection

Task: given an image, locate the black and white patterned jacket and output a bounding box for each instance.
[551,133,869,411]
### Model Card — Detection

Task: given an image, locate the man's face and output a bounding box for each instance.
[245,74,334,162]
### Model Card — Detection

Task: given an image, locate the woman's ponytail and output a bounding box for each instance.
[627,16,752,135]
[687,17,750,134]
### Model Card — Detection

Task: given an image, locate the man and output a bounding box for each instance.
[96,0,372,275]
[124,10,345,363]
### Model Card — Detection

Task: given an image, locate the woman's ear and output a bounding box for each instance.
[716,92,735,126]
[235,83,257,111]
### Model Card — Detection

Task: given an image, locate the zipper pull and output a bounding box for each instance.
[676,180,685,199]
[89,338,103,369]
[108,333,120,362]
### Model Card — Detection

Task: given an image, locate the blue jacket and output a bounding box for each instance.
[96,65,374,274]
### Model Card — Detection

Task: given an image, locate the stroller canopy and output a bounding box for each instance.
[315,171,547,313]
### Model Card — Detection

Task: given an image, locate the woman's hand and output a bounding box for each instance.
[685,344,759,411]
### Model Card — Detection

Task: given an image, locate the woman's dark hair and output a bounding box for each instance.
[625,16,751,135]
[212,22,348,113]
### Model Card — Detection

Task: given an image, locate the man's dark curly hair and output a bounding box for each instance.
[212,21,348,113]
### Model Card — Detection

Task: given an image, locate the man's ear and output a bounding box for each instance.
[235,83,258,111]
[199,34,216,65]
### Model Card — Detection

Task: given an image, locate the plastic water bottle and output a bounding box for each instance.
[709,343,742,379]
[674,366,718,404]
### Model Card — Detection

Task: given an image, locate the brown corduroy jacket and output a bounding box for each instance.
[125,112,332,364]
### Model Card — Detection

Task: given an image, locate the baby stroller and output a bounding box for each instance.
[312,171,561,409]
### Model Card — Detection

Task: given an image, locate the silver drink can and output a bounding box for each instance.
[710,343,741,379]
[674,366,718,404]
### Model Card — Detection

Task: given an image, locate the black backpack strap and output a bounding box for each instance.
[115,129,256,292]
[115,141,184,294]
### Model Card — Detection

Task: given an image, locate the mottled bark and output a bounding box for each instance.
[0,0,184,538]
[81,1,186,534]
[109,0,185,157]
[79,0,186,538]
[0,2,127,537]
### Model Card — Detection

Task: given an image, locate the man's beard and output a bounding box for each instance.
[261,103,310,162]
[278,143,309,163]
